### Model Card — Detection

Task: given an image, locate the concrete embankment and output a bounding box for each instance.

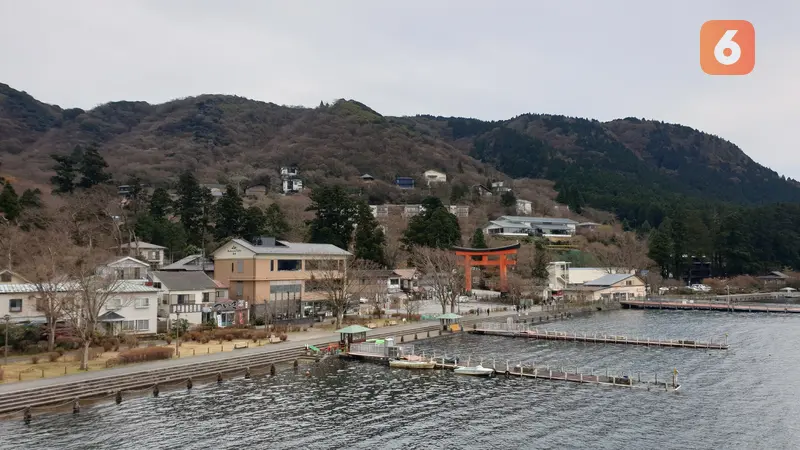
[0,303,611,418]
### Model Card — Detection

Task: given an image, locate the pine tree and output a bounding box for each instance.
[177,171,212,247]
[648,227,673,278]
[353,201,386,265]
[402,197,460,249]
[19,188,42,209]
[306,185,357,249]
[76,144,111,189]
[213,185,246,240]
[0,183,21,221]
[242,206,266,241]
[500,190,516,207]
[149,187,172,219]
[470,229,487,248]
[263,203,290,238]
[49,146,82,193]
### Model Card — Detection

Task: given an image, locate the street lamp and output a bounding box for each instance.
[3,314,10,367]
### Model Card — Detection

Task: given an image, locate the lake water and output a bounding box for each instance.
[2,309,800,449]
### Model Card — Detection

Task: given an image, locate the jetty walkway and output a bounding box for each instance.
[470,322,728,349]
[622,299,800,314]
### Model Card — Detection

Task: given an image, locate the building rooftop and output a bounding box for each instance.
[0,280,160,294]
[161,254,214,272]
[151,271,219,291]
[584,274,636,287]
[497,216,578,225]
[220,238,351,257]
[118,241,166,250]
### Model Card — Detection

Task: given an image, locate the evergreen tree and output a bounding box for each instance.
[531,240,550,299]
[49,146,82,193]
[500,190,516,207]
[353,201,386,265]
[135,214,187,256]
[402,197,460,249]
[177,171,212,247]
[0,183,21,221]
[19,188,42,209]
[668,216,688,280]
[242,206,266,241]
[306,185,357,249]
[568,186,584,214]
[648,227,673,278]
[470,228,487,248]
[149,187,172,219]
[76,144,111,189]
[263,203,290,238]
[213,185,246,240]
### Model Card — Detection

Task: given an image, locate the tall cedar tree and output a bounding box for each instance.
[0,183,21,221]
[402,197,460,249]
[19,188,42,209]
[242,207,266,241]
[149,187,172,219]
[648,226,672,278]
[214,185,246,240]
[470,228,488,248]
[500,190,516,207]
[77,144,112,189]
[307,185,357,250]
[177,171,213,247]
[353,201,386,266]
[263,203,290,238]
[50,146,82,193]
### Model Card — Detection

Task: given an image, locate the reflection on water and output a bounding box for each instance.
[2,310,800,449]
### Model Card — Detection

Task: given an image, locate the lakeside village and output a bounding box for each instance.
[0,166,796,384]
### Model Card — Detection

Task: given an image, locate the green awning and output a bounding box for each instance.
[437,313,463,320]
[335,325,372,334]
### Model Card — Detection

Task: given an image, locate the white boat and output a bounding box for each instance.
[389,359,436,369]
[453,364,495,377]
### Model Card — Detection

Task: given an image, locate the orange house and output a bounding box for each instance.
[212,237,351,309]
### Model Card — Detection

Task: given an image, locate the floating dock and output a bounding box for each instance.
[470,322,728,349]
[622,300,800,314]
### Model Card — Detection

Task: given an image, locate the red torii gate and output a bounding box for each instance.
[453,242,520,292]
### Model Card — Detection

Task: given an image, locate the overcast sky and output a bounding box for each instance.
[1,1,797,177]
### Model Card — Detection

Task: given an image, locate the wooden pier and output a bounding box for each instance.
[622,299,800,314]
[470,322,728,349]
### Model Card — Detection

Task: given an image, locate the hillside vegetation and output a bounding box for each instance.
[2,82,800,276]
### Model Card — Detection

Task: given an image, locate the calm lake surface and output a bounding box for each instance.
[2,309,800,449]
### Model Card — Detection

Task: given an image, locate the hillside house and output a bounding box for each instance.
[245,185,268,196]
[280,166,299,177]
[118,241,166,267]
[491,181,511,193]
[0,269,30,285]
[757,271,792,288]
[395,177,415,189]
[562,274,646,302]
[361,174,375,183]
[282,178,303,194]
[474,184,492,197]
[516,199,533,215]
[103,256,152,282]
[568,267,634,285]
[423,170,447,185]
[402,204,425,218]
[370,205,389,218]
[448,205,470,218]
[483,216,578,241]
[201,184,226,198]
[576,222,601,231]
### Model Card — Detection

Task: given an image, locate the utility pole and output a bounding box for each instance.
[175,310,181,357]
[3,314,10,366]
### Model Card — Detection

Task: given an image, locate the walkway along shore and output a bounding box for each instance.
[622,299,800,314]
[0,304,606,419]
[470,322,728,349]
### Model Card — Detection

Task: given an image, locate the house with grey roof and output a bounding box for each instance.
[483,216,579,240]
[118,241,167,268]
[149,271,225,325]
[562,273,645,303]
[160,254,214,277]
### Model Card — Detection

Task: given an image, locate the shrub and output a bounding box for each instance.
[165,336,172,345]
[289,325,301,333]
[0,366,4,381]
[48,352,60,362]
[225,334,234,342]
[200,336,210,344]
[117,346,175,364]
[56,348,66,357]
[55,336,81,350]
[102,341,114,352]
[279,333,288,341]
[31,356,40,364]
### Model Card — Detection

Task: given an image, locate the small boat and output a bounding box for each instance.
[389,359,436,369]
[453,364,495,377]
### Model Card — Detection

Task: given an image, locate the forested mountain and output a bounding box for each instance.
[2,82,800,275]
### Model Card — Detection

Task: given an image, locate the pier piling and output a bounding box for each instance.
[115,391,122,404]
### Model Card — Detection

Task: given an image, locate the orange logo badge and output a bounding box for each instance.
[700,20,755,75]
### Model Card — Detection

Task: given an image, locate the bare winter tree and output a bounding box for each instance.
[402,290,422,317]
[309,258,381,329]
[0,219,25,271]
[21,227,77,352]
[411,247,463,314]
[588,233,652,273]
[63,247,123,370]
[506,272,528,306]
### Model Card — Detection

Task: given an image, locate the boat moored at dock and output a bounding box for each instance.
[453,365,495,377]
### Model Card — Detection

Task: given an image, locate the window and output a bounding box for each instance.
[270,260,274,271]
[236,260,244,273]
[120,320,149,332]
[216,290,224,298]
[0,273,11,282]
[152,282,162,289]
[106,298,122,310]
[236,281,243,297]
[625,280,632,286]
[177,294,195,305]
[149,251,158,260]
[116,269,125,279]
[203,292,210,302]
[135,297,150,309]
[277,259,301,271]
[9,298,22,313]
[134,268,141,279]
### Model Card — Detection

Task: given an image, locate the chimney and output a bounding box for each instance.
[253,236,276,247]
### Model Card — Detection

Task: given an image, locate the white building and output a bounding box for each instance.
[370,205,389,218]
[103,256,152,282]
[448,205,470,218]
[0,269,30,285]
[149,271,224,325]
[118,241,167,267]
[402,204,425,218]
[563,274,646,302]
[568,267,633,285]
[160,254,215,277]
[483,216,578,239]
[0,281,160,334]
[282,178,303,194]
[423,170,447,185]
[280,166,299,177]
[516,199,533,215]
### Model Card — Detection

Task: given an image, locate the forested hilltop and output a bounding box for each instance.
[1,82,800,276]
